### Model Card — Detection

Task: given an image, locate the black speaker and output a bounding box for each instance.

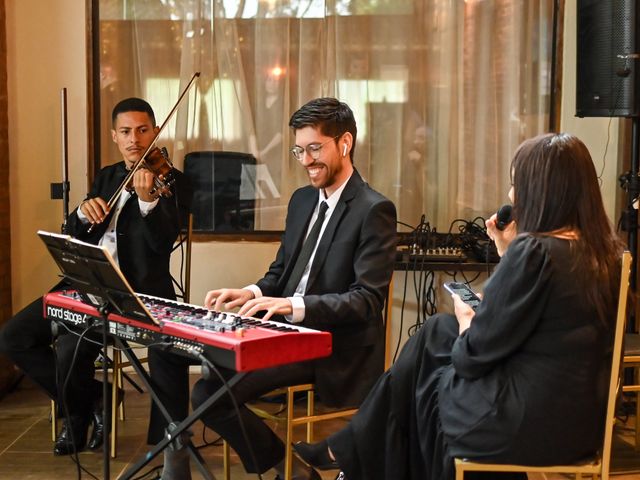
[576,0,640,117]
[183,151,257,232]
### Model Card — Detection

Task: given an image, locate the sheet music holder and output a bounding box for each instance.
[38,229,130,478]
[37,230,216,480]
[37,230,158,326]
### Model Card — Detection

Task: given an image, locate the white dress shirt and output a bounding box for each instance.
[245,175,351,323]
[77,193,158,265]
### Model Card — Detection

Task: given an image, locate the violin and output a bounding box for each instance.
[125,146,175,199]
[87,72,200,233]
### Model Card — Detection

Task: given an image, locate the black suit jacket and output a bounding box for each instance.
[256,170,397,407]
[65,161,193,299]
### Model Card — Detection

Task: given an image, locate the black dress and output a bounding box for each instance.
[329,235,614,480]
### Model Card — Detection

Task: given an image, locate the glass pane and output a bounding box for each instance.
[96,0,554,234]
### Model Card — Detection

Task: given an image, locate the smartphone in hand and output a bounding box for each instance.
[444,282,481,310]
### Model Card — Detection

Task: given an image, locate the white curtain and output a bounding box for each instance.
[98,0,554,231]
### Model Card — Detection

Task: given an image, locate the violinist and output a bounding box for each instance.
[0,97,192,456]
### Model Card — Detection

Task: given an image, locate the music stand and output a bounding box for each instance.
[38,230,218,480]
[38,230,157,325]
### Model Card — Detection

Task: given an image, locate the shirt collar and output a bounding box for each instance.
[318,173,351,211]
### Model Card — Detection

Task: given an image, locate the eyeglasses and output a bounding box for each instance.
[290,135,341,162]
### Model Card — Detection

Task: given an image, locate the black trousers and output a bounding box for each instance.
[149,347,315,474]
[147,346,198,444]
[0,296,102,418]
[191,360,315,474]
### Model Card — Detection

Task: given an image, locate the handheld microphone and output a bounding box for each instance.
[496,204,513,231]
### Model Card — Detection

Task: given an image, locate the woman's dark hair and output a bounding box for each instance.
[289,97,357,161]
[511,132,624,324]
[111,97,156,126]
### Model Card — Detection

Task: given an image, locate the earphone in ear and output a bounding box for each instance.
[343,144,348,156]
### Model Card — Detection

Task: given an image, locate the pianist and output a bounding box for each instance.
[150,97,397,480]
[0,98,192,456]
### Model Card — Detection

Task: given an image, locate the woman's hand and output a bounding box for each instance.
[486,213,517,257]
[452,294,476,334]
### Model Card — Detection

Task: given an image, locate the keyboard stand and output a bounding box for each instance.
[35,232,247,479]
[116,337,246,480]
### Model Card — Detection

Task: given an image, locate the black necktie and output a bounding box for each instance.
[282,201,329,297]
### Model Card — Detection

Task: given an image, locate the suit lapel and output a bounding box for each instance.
[88,162,129,240]
[305,171,364,290]
[281,191,318,285]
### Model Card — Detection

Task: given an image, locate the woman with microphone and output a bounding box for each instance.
[295,133,625,480]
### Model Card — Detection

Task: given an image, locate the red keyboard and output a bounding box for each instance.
[43,290,332,372]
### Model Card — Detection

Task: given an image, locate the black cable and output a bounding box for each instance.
[598,115,613,185]
[396,213,497,348]
[408,257,434,337]
[421,271,436,320]
[129,464,162,480]
[199,428,223,448]
[193,351,264,480]
[56,324,100,480]
[393,261,411,364]
[598,41,627,186]
[55,320,174,351]
[170,192,188,300]
[411,255,424,328]
[56,325,83,480]
[396,220,416,230]
[459,271,482,285]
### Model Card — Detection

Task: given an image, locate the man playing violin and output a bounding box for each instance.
[0,97,192,456]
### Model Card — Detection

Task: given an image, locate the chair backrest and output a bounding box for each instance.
[601,250,632,477]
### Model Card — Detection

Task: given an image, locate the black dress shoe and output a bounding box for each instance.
[53,416,89,456]
[87,409,105,450]
[87,385,124,450]
[294,440,339,470]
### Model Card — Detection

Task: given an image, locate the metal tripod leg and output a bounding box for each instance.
[115,338,244,480]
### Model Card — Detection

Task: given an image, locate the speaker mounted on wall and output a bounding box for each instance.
[576,0,640,117]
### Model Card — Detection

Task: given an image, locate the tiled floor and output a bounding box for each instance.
[0,374,347,480]
[1,374,640,479]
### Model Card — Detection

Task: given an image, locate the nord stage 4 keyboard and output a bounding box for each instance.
[44,290,332,372]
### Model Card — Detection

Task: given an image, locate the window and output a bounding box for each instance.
[93,0,555,234]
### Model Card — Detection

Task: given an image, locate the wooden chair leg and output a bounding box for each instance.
[306,388,314,443]
[110,348,121,458]
[114,349,125,421]
[223,440,231,480]
[636,368,640,450]
[285,387,296,480]
[455,465,463,480]
[51,400,58,441]
[226,384,353,480]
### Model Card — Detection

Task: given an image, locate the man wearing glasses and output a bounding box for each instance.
[152,97,397,480]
